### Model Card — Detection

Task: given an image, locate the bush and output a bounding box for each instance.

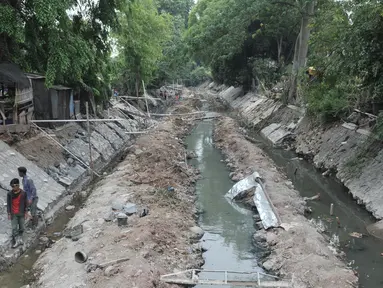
[305,83,350,123]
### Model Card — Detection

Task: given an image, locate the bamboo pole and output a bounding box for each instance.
[86,102,93,177]
[31,119,127,123]
[118,96,162,101]
[142,80,150,118]
[31,123,101,177]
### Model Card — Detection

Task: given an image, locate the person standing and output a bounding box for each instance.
[7,178,28,248]
[18,167,38,229]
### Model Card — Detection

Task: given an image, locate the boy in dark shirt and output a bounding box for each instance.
[7,178,28,248]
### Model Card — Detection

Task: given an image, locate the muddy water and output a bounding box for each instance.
[250,133,383,288]
[185,120,264,287]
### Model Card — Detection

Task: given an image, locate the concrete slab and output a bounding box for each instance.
[90,130,115,161]
[0,141,65,212]
[261,123,281,138]
[94,124,124,150]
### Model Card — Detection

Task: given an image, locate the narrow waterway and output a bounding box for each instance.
[249,132,383,288]
[185,120,264,286]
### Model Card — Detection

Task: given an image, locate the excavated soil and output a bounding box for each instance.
[214,117,358,288]
[32,102,203,288]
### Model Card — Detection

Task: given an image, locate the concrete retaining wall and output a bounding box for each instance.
[0,101,151,270]
[206,82,383,219]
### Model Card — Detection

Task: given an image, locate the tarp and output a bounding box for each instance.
[225,172,280,230]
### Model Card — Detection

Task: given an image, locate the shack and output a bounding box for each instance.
[49,85,72,121]
[0,63,34,133]
[26,73,50,121]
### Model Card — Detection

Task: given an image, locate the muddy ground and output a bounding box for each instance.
[213,117,358,288]
[31,100,204,288]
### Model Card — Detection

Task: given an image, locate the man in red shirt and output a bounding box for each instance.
[7,178,28,248]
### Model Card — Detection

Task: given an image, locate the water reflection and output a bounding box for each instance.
[185,121,263,287]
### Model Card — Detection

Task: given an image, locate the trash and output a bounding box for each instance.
[122,203,137,215]
[303,193,320,201]
[65,205,75,211]
[349,232,363,239]
[117,213,128,226]
[75,251,88,263]
[139,207,149,218]
[167,186,175,193]
[225,172,279,229]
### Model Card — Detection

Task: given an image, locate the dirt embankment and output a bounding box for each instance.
[213,117,357,288]
[32,104,203,288]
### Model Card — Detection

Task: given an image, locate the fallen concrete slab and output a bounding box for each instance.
[225,172,280,230]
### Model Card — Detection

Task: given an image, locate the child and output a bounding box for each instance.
[7,178,28,248]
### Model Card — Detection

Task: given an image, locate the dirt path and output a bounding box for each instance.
[214,117,358,288]
[32,102,203,288]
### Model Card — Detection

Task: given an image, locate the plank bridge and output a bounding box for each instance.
[160,269,292,287]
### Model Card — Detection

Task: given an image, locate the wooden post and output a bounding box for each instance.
[330,203,334,216]
[142,80,150,118]
[86,102,93,177]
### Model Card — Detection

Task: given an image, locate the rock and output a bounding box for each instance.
[65,205,75,211]
[111,200,125,211]
[54,161,60,168]
[122,203,137,215]
[231,173,244,182]
[134,148,143,156]
[104,265,120,277]
[67,158,74,165]
[104,212,116,222]
[64,224,83,240]
[27,155,38,162]
[189,226,204,240]
[35,250,42,255]
[59,177,72,187]
[262,258,277,271]
[254,221,264,230]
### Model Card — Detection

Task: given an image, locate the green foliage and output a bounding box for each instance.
[113,0,171,94]
[307,0,383,120]
[304,82,350,123]
[185,0,299,88]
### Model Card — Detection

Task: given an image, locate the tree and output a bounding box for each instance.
[114,0,171,96]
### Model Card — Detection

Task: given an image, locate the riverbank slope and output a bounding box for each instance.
[32,100,204,288]
[201,82,383,220]
[214,116,357,287]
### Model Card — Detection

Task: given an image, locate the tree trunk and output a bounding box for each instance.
[277,36,283,65]
[288,0,315,104]
[135,72,140,98]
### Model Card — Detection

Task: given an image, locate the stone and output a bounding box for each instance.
[111,200,125,211]
[59,177,72,187]
[67,158,74,165]
[139,207,149,218]
[123,203,137,215]
[189,226,204,240]
[231,173,244,182]
[54,161,60,168]
[134,149,143,156]
[64,224,83,240]
[27,155,38,162]
[104,212,115,222]
[65,205,75,211]
[35,250,42,255]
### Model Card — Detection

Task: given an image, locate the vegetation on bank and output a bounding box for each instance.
[184,0,383,126]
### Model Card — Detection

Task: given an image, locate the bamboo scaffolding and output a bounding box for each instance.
[31,123,101,177]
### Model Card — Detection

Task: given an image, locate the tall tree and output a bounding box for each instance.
[114,0,171,96]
